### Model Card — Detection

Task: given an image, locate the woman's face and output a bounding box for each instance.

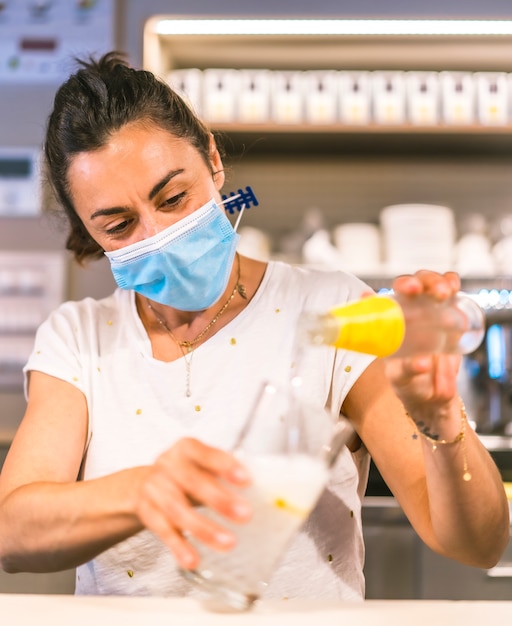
[68,122,224,252]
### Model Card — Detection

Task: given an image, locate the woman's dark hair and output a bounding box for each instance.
[44,51,216,263]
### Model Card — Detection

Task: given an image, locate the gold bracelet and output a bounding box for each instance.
[406,399,471,482]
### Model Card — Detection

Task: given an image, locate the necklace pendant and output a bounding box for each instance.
[146,252,245,399]
[237,282,248,299]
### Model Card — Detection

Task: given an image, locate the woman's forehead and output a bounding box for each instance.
[70,126,201,176]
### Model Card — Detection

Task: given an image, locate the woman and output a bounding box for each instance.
[0,53,508,600]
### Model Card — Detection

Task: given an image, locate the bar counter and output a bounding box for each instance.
[0,595,511,625]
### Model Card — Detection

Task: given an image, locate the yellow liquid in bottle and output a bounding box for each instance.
[329,295,406,357]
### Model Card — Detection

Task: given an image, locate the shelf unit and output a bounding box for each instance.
[143,19,512,281]
[143,20,512,136]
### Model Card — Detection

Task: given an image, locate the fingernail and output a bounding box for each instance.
[231,466,250,482]
[216,531,236,546]
[180,551,196,568]
[232,501,252,519]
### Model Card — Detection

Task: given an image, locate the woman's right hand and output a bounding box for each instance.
[135,437,252,569]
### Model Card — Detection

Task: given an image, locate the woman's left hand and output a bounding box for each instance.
[384,270,462,421]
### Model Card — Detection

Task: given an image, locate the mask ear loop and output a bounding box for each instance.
[218,193,246,232]
[233,203,246,232]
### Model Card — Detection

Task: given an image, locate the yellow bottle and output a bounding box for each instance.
[299,292,485,358]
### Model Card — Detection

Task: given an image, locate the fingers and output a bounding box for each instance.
[160,439,252,521]
[136,480,202,569]
[173,437,251,487]
[135,438,252,568]
[392,270,461,300]
[385,353,460,405]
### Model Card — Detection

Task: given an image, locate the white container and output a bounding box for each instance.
[508,74,512,124]
[166,68,203,115]
[302,230,344,270]
[455,233,495,277]
[338,71,371,125]
[202,69,239,123]
[492,236,512,274]
[475,72,509,126]
[380,203,456,275]
[333,222,382,275]
[440,72,475,125]
[372,71,406,125]
[406,71,440,125]
[237,69,271,123]
[237,226,271,261]
[270,71,304,124]
[304,70,338,124]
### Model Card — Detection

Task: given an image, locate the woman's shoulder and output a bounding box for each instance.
[43,288,130,327]
[266,260,372,307]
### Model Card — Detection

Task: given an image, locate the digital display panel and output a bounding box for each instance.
[0,158,31,178]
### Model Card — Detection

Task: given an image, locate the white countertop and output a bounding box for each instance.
[0,595,510,625]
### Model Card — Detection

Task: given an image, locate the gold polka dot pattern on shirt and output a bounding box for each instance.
[275,308,281,313]
[136,408,142,415]
[194,405,201,412]
[230,337,237,345]
[344,366,352,373]
[72,377,79,382]
[107,320,113,326]
[127,570,134,578]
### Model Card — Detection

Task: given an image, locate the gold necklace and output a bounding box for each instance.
[146,253,246,397]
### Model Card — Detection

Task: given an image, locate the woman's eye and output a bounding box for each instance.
[106,220,130,235]
[162,192,186,208]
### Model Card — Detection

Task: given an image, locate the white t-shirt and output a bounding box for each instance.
[24,261,375,600]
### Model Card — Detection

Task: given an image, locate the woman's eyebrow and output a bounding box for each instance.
[89,169,186,220]
[90,206,126,220]
[148,169,184,200]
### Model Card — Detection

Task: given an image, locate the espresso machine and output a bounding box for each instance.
[458,293,512,437]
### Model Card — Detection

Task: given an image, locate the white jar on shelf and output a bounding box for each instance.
[237,69,271,123]
[304,70,338,124]
[166,68,203,116]
[333,222,382,276]
[440,71,475,125]
[405,71,440,126]
[270,71,305,124]
[338,71,371,125]
[371,71,406,125]
[202,69,239,123]
[475,72,509,126]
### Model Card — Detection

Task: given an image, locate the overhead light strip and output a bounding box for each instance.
[154,18,512,37]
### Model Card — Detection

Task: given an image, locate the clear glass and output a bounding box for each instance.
[298,292,485,358]
[180,379,353,612]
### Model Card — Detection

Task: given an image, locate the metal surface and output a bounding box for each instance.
[362,495,512,600]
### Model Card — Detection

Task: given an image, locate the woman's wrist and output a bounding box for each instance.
[405,397,472,482]
[403,395,462,441]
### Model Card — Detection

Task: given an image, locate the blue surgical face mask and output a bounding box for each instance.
[104,198,240,311]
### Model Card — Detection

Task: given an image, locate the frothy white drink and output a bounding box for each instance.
[187,452,328,608]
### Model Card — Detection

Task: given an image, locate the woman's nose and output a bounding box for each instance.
[139,215,164,239]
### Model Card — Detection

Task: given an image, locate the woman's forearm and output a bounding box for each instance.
[419,425,510,568]
[347,361,510,570]
[0,467,149,573]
